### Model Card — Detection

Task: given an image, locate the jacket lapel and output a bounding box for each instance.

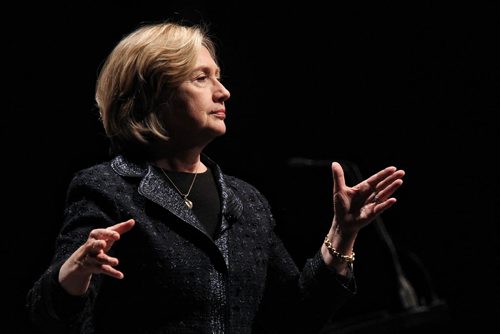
[207,156,243,234]
[111,155,209,239]
[111,155,244,242]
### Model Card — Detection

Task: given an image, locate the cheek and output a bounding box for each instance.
[173,87,211,120]
[168,95,191,118]
[174,91,197,114]
[184,97,210,119]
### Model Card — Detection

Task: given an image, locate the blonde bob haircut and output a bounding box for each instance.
[95,21,217,159]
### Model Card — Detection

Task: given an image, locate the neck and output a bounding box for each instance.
[154,153,207,173]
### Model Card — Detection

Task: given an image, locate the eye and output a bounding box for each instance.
[195,75,208,82]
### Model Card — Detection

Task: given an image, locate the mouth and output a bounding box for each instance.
[210,109,226,119]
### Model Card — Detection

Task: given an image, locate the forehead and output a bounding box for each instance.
[194,47,219,72]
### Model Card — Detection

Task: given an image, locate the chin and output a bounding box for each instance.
[204,126,226,140]
[213,124,226,136]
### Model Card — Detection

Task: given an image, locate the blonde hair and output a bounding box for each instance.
[95,21,217,158]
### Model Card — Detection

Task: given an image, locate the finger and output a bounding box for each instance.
[101,220,135,252]
[373,198,397,215]
[365,166,398,191]
[374,179,404,202]
[375,169,405,192]
[96,252,119,266]
[75,245,120,270]
[74,259,124,280]
[107,219,136,236]
[331,162,346,193]
[89,229,121,242]
[85,239,107,254]
[74,241,104,267]
[99,264,125,279]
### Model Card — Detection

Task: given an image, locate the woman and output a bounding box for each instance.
[26,21,405,333]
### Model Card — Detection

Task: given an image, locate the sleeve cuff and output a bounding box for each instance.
[312,250,357,293]
[42,262,89,320]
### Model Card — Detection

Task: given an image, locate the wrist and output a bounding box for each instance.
[321,243,350,276]
[326,224,357,251]
[323,235,355,264]
[331,219,358,240]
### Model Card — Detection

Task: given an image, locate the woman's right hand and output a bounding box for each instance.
[58,219,135,296]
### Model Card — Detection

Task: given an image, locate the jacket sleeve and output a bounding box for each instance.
[26,261,93,334]
[250,190,356,333]
[26,168,118,333]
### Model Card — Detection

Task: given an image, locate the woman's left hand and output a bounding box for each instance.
[331,161,405,236]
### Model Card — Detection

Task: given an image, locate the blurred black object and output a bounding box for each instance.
[280,157,451,333]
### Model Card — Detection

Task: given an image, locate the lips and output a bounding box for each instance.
[210,109,226,119]
[211,109,226,114]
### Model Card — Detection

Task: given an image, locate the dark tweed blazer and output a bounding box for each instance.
[27,155,354,333]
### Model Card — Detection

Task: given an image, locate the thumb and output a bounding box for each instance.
[331,162,345,193]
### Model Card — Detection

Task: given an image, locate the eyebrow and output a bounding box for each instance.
[192,65,220,75]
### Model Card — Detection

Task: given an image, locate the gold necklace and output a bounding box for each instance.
[160,166,199,209]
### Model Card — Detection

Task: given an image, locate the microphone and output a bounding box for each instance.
[287,157,363,170]
[287,157,333,168]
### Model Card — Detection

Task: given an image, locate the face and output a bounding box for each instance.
[165,46,231,146]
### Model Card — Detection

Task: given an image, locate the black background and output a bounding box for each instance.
[3,1,498,333]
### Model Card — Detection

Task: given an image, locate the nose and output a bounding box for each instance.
[214,80,230,103]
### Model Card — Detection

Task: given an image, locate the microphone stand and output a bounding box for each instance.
[287,157,451,332]
[288,157,419,309]
[338,160,419,309]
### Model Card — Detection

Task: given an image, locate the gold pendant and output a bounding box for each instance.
[184,197,193,209]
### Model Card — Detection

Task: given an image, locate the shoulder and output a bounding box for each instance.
[68,159,134,195]
[71,160,115,184]
[71,155,147,185]
[203,154,268,203]
[224,174,271,207]
[225,174,258,194]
